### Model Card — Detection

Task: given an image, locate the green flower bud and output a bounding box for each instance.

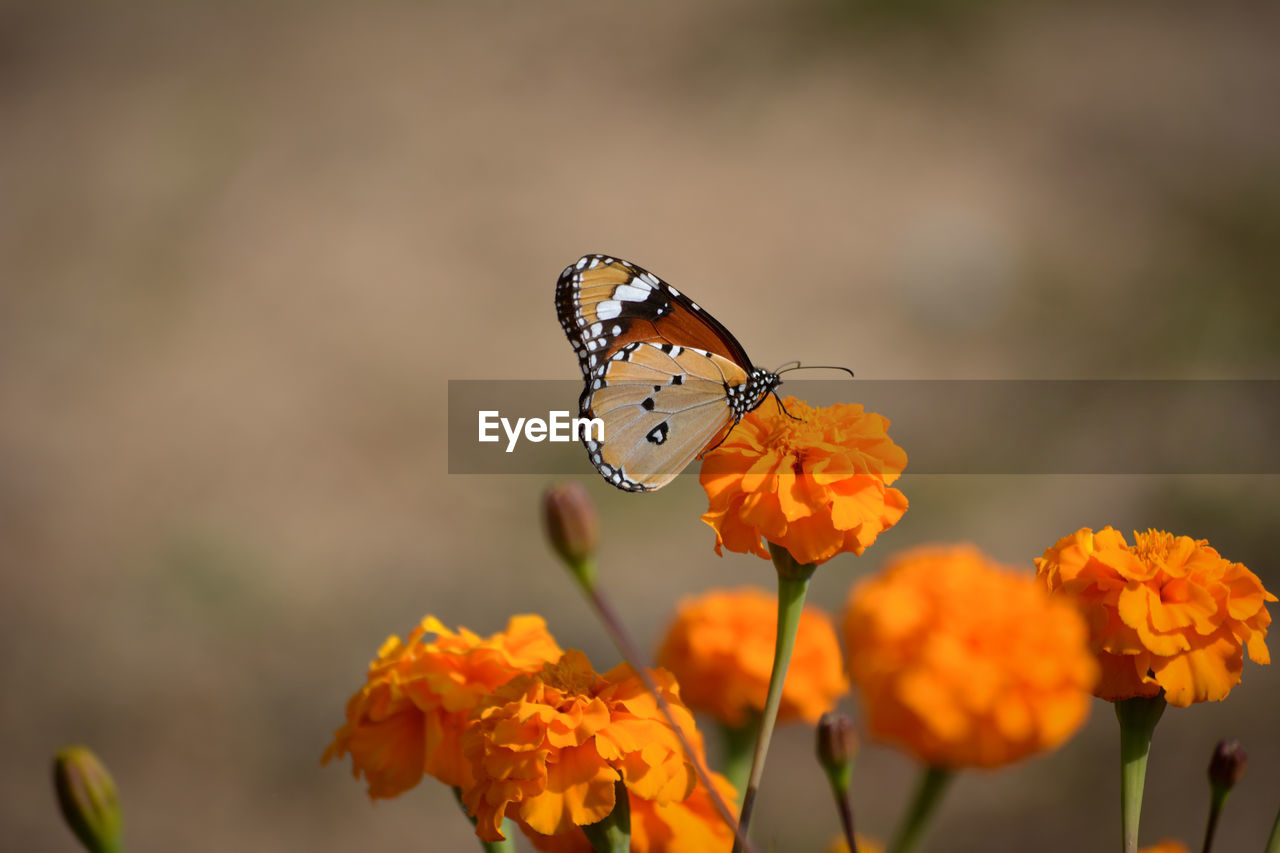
[542,481,599,584]
[817,711,857,789]
[53,746,124,853]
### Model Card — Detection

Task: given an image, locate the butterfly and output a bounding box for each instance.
[556,254,783,492]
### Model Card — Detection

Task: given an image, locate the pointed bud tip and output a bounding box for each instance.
[1208,739,1247,791]
[53,746,123,852]
[543,481,599,570]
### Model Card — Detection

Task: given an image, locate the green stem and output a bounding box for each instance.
[581,780,631,853]
[829,776,858,853]
[1115,695,1167,853]
[1201,787,1229,853]
[888,766,953,853]
[453,787,516,853]
[731,542,816,853]
[478,835,515,853]
[719,715,761,803]
[1264,803,1280,853]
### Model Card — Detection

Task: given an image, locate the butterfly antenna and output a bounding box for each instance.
[775,362,855,379]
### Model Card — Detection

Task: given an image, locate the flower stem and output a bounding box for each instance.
[1115,695,1167,853]
[582,780,631,853]
[719,715,761,803]
[1265,804,1280,853]
[573,567,756,853]
[888,766,953,853]
[732,542,817,853]
[1201,785,1229,853]
[830,778,859,853]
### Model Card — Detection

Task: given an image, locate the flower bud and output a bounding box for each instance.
[53,746,123,853]
[542,481,598,576]
[1208,739,1247,792]
[816,711,857,788]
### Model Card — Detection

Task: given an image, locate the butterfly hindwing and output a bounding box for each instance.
[556,254,781,492]
[580,343,750,492]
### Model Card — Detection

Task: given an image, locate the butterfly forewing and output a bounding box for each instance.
[556,255,753,378]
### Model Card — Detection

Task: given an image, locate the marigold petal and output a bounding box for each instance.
[1151,633,1244,707]
[517,744,619,836]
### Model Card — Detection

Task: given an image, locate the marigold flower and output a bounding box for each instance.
[700,396,908,566]
[1035,527,1275,707]
[461,650,698,842]
[520,771,739,853]
[322,615,563,797]
[657,587,849,727]
[843,545,1098,768]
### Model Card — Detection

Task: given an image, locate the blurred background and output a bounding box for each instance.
[2,1,1278,850]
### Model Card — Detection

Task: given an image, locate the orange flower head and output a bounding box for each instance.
[520,771,739,853]
[460,650,698,842]
[657,587,849,727]
[700,396,908,566]
[843,545,1098,768]
[1036,527,1275,707]
[322,615,563,797]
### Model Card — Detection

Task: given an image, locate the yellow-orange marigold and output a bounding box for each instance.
[521,771,739,853]
[843,545,1098,768]
[322,615,563,797]
[461,650,698,842]
[657,587,849,727]
[1036,527,1275,707]
[700,396,908,566]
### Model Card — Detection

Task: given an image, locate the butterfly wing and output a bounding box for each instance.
[556,254,754,379]
[580,342,750,492]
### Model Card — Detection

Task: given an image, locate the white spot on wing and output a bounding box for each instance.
[667,285,680,296]
[614,284,650,302]
[597,300,621,320]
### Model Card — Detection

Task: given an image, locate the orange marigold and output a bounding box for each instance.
[460,650,698,842]
[700,396,908,566]
[657,587,849,727]
[322,615,563,797]
[520,771,739,853]
[843,545,1098,768]
[1035,527,1275,707]
[1139,843,1191,853]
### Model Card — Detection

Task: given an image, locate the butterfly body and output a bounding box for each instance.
[556,254,780,492]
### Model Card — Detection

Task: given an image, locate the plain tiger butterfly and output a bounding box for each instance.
[556,254,785,492]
